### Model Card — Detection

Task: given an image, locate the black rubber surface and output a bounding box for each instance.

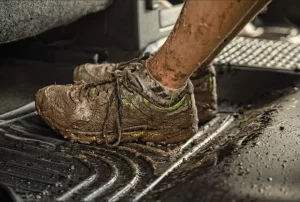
[2,36,300,201]
[0,102,231,201]
[144,70,300,202]
[0,183,22,202]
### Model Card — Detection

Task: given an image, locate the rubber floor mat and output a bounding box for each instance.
[214,36,300,73]
[0,102,233,201]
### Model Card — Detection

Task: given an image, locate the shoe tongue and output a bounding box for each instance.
[127,61,189,106]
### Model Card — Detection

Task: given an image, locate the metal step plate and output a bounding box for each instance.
[145,36,300,74]
[215,36,300,73]
[0,103,234,201]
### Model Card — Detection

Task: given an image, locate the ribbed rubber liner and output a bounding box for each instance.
[0,103,232,201]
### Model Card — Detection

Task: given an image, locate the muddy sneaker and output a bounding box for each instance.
[190,64,217,123]
[73,61,217,123]
[73,63,117,84]
[36,60,198,146]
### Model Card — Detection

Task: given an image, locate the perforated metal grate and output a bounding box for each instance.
[215,36,300,71]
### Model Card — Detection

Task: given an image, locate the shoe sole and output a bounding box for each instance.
[54,126,195,145]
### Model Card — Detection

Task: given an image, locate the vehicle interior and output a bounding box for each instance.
[1,0,300,201]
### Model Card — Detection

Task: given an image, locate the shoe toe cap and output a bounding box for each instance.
[35,87,47,115]
[35,85,72,127]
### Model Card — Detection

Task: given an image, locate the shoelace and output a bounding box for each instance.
[85,54,150,147]
[102,70,123,147]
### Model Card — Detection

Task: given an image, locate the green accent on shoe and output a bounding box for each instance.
[203,73,214,93]
[168,92,175,107]
[143,94,188,112]
[208,73,214,93]
[122,99,135,109]
[132,131,145,138]
[90,87,96,94]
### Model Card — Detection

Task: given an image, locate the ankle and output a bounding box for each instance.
[129,60,189,106]
[159,79,187,89]
[146,59,187,89]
